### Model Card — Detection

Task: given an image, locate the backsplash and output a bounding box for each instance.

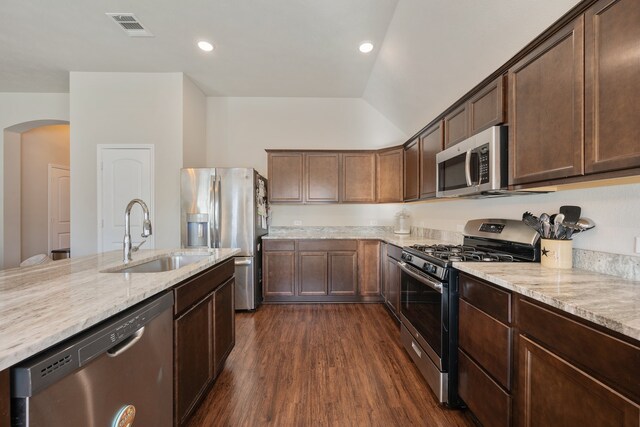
[573,249,640,282]
[409,226,464,245]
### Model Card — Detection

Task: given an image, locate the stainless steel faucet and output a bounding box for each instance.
[123,199,152,263]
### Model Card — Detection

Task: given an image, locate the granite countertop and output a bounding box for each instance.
[454,262,640,342]
[263,229,452,247]
[0,248,240,371]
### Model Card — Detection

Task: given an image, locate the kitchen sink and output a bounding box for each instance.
[106,254,210,273]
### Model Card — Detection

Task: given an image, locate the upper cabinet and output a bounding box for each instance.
[403,139,420,201]
[419,120,443,199]
[342,153,376,203]
[268,152,304,203]
[305,153,340,203]
[376,147,404,203]
[584,0,640,174]
[509,17,585,186]
[444,76,506,149]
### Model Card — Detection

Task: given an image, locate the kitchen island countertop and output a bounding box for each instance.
[0,248,240,371]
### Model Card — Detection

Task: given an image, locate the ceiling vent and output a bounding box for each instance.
[106,13,153,37]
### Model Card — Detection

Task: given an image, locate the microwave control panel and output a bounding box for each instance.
[478,146,490,184]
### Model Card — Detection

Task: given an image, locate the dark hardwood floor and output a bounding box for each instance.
[187,304,476,426]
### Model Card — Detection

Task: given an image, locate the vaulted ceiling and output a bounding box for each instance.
[0,0,580,135]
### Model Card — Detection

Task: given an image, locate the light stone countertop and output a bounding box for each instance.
[0,248,240,371]
[264,229,640,342]
[453,262,640,342]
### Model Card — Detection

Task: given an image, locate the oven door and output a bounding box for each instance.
[398,261,445,369]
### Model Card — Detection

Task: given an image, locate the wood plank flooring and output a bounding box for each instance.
[187,304,476,427]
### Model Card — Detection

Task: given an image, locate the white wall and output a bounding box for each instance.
[363,0,581,135]
[3,131,21,268]
[182,76,207,167]
[206,96,407,226]
[404,182,640,257]
[70,72,184,256]
[21,125,70,260]
[0,93,69,268]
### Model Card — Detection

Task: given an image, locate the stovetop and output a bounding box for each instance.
[408,244,518,263]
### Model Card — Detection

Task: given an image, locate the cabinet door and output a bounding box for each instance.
[517,335,640,427]
[358,240,381,296]
[175,296,212,425]
[0,369,9,427]
[268,153,303,203]
[585,0,640,174]
[509,17,584,185]
[403,139,419,201]
[298,251,328,295]
[444,104,468,148]
[376,148,403,203]
[342,153,376,202]
[305,153,340,203]
[213,278,235,377]
[263,251,296,297]
[328,252,357,295]
[468,75,506,135]
[419,121,443,199]
[385,256,401,315]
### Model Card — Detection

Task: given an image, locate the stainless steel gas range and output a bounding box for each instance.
[399,219,539,407]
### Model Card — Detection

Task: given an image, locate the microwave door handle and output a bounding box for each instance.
[465,149,473,186]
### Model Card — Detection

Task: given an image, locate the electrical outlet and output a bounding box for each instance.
[293,220,302,226]
[635,236,640,254]
[369,220,378,226]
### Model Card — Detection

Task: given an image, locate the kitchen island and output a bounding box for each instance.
[0,248,239,372]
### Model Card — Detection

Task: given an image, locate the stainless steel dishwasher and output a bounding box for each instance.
[11,291,173,427]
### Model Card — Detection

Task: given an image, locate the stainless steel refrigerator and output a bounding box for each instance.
[180,168,268,310]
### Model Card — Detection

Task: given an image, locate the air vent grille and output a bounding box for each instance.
[40,355,71,378]
[106,13,153,37]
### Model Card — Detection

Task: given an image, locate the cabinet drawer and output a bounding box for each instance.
[263,240,295,251]
[459,299,512,390]
[298,240,357,251]
[459,349,511,427]
[517,296,640,403]
[174,259,234,316]
[460,273,511,324]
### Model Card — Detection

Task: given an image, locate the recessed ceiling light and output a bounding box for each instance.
[359,42,374,53]
[198,41,214,52]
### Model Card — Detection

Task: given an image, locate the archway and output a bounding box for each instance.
[3,119,70,268]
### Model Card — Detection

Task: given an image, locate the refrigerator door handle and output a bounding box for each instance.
[214,175,222,248]
[209,173,217,248]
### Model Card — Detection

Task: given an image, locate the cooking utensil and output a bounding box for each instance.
[553,213,565,239]
[560,205,581,225]
[540,213,551,239]
[576,217,596,232]
[522,212,542,234]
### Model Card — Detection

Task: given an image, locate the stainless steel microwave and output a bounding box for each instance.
[436,126,508,198]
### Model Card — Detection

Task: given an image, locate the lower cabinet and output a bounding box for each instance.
[173,259,235,427]
[383,244,401,319]
[0,369,9,427]
[458,273,513,427]
[263,239,381,303]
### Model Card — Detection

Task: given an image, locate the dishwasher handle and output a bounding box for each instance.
[107,326,145,358]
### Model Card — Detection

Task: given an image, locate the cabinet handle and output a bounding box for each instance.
[411,341,422,359]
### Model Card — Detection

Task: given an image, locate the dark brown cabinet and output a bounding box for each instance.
[419,121,443,199]
[383,244,401,319]
[268,152,304,203]
[458,273,513,427]
[444,76,505,149]
[0,369,9,427]
[376,147,403,202]
[263,240,296,297]
[342,153,376,203]
[508,17,585,185]
[305,153,340,203]
[357,240,380,296]
[404,139,419,201]
[173,259,235,427]
[516,296,640,427]
[585,0,640,174]
[263,239,380,303]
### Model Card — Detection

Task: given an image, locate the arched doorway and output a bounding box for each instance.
[3,120,70,268]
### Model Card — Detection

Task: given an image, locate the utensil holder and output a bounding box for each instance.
[540,239,573,269]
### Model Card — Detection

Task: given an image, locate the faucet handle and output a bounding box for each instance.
[132,240,147,252]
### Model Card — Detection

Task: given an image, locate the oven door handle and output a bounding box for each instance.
[398,261,443,294]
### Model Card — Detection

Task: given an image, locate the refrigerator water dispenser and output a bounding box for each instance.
[187,213,209,247]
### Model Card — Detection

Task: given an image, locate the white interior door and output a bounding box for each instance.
[48,165,71,253]
[98,146,154,253]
